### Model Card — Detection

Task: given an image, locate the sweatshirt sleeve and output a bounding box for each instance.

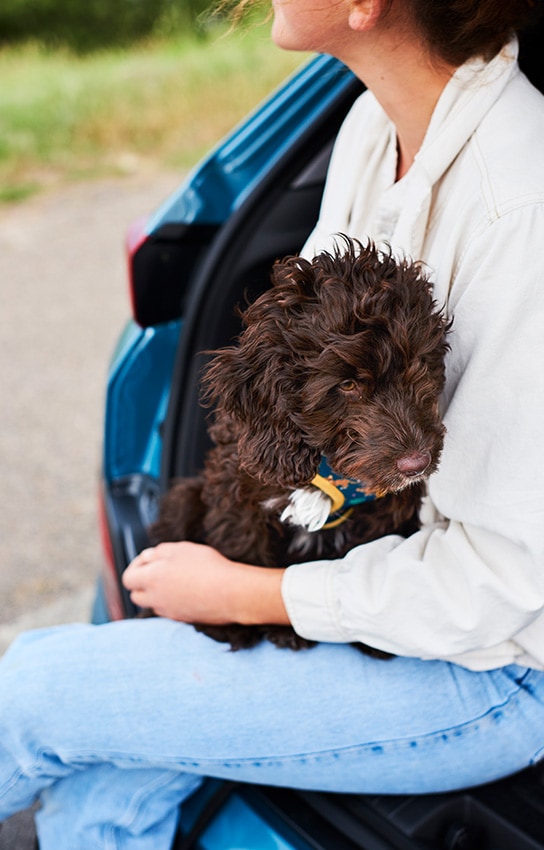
[282,206,544,668]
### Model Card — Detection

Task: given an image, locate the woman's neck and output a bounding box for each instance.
[342,27,457,178]
[376,61,455,180]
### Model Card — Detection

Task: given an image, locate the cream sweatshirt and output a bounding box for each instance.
[282,41,544,671]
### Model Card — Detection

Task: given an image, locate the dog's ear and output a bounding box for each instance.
[202,321,320,488]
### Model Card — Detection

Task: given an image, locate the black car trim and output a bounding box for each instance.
[160,74,364,485]
[131,223,220,328]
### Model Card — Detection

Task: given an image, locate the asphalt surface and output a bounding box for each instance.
[0,171,183,847]
[0,170,180,651]
[0,807,39,850]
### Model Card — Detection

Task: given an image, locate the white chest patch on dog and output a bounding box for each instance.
[279,462,377,532]
[280,488,333,532]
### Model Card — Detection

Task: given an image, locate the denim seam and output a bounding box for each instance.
[0,767,26,802]
[531,746,544,765]
[0,753,46,799]
[103,771,200,850]
[54,677,529,772]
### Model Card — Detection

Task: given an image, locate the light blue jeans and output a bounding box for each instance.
[1,618,544,850]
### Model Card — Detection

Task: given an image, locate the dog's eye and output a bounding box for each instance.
[338,377,374,397]
[339,379,358,393]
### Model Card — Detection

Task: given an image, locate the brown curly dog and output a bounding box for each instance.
[150,237,451,654]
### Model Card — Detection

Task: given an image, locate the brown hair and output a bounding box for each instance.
[224,0,542,67]
[397,0,542,66]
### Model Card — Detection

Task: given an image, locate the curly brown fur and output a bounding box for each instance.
[150,237,451,654]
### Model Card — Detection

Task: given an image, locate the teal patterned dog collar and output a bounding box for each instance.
[311,456,376,529]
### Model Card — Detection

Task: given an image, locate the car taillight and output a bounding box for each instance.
[125,215,149,326]
[97,490,124,621]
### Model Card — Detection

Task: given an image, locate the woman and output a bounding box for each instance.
[1,1,544,848]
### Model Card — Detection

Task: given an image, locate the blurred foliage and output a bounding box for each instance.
[0,0,225,52]
[0,27,306,202]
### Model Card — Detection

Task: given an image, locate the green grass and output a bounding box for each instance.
[0,26,307,202]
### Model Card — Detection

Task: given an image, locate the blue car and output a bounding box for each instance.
[96,21,544,850]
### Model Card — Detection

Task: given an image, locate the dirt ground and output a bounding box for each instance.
[0,171,181,652]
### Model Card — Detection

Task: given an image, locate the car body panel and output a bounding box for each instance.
[104,319,180,482]
[99,54,364,620]
[145,54,355,232]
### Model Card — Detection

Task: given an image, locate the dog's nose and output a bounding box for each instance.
[396,451,432,476]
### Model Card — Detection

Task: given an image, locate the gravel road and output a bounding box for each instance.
[0,171,180,655]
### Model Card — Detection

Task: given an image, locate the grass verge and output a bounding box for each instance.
[0,25,307,202]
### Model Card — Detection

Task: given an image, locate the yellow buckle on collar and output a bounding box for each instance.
[310,473,354,529]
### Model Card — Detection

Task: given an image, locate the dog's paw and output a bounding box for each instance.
[280,487,332,532]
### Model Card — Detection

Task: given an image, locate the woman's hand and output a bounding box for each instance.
[122,541,290,626]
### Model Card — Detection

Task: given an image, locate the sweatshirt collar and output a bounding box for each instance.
[393,40,520,257]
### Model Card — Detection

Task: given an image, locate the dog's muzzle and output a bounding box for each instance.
[396,451,432,477]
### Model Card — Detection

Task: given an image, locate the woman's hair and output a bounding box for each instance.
[398,0,542,66]
[223,0,542,68]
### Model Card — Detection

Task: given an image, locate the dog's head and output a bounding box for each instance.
[203,237,450,493]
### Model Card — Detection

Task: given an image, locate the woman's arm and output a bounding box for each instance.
[285,208,544,666]
[122,541,290,626]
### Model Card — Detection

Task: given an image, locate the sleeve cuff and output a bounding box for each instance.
[281,560,351,643]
